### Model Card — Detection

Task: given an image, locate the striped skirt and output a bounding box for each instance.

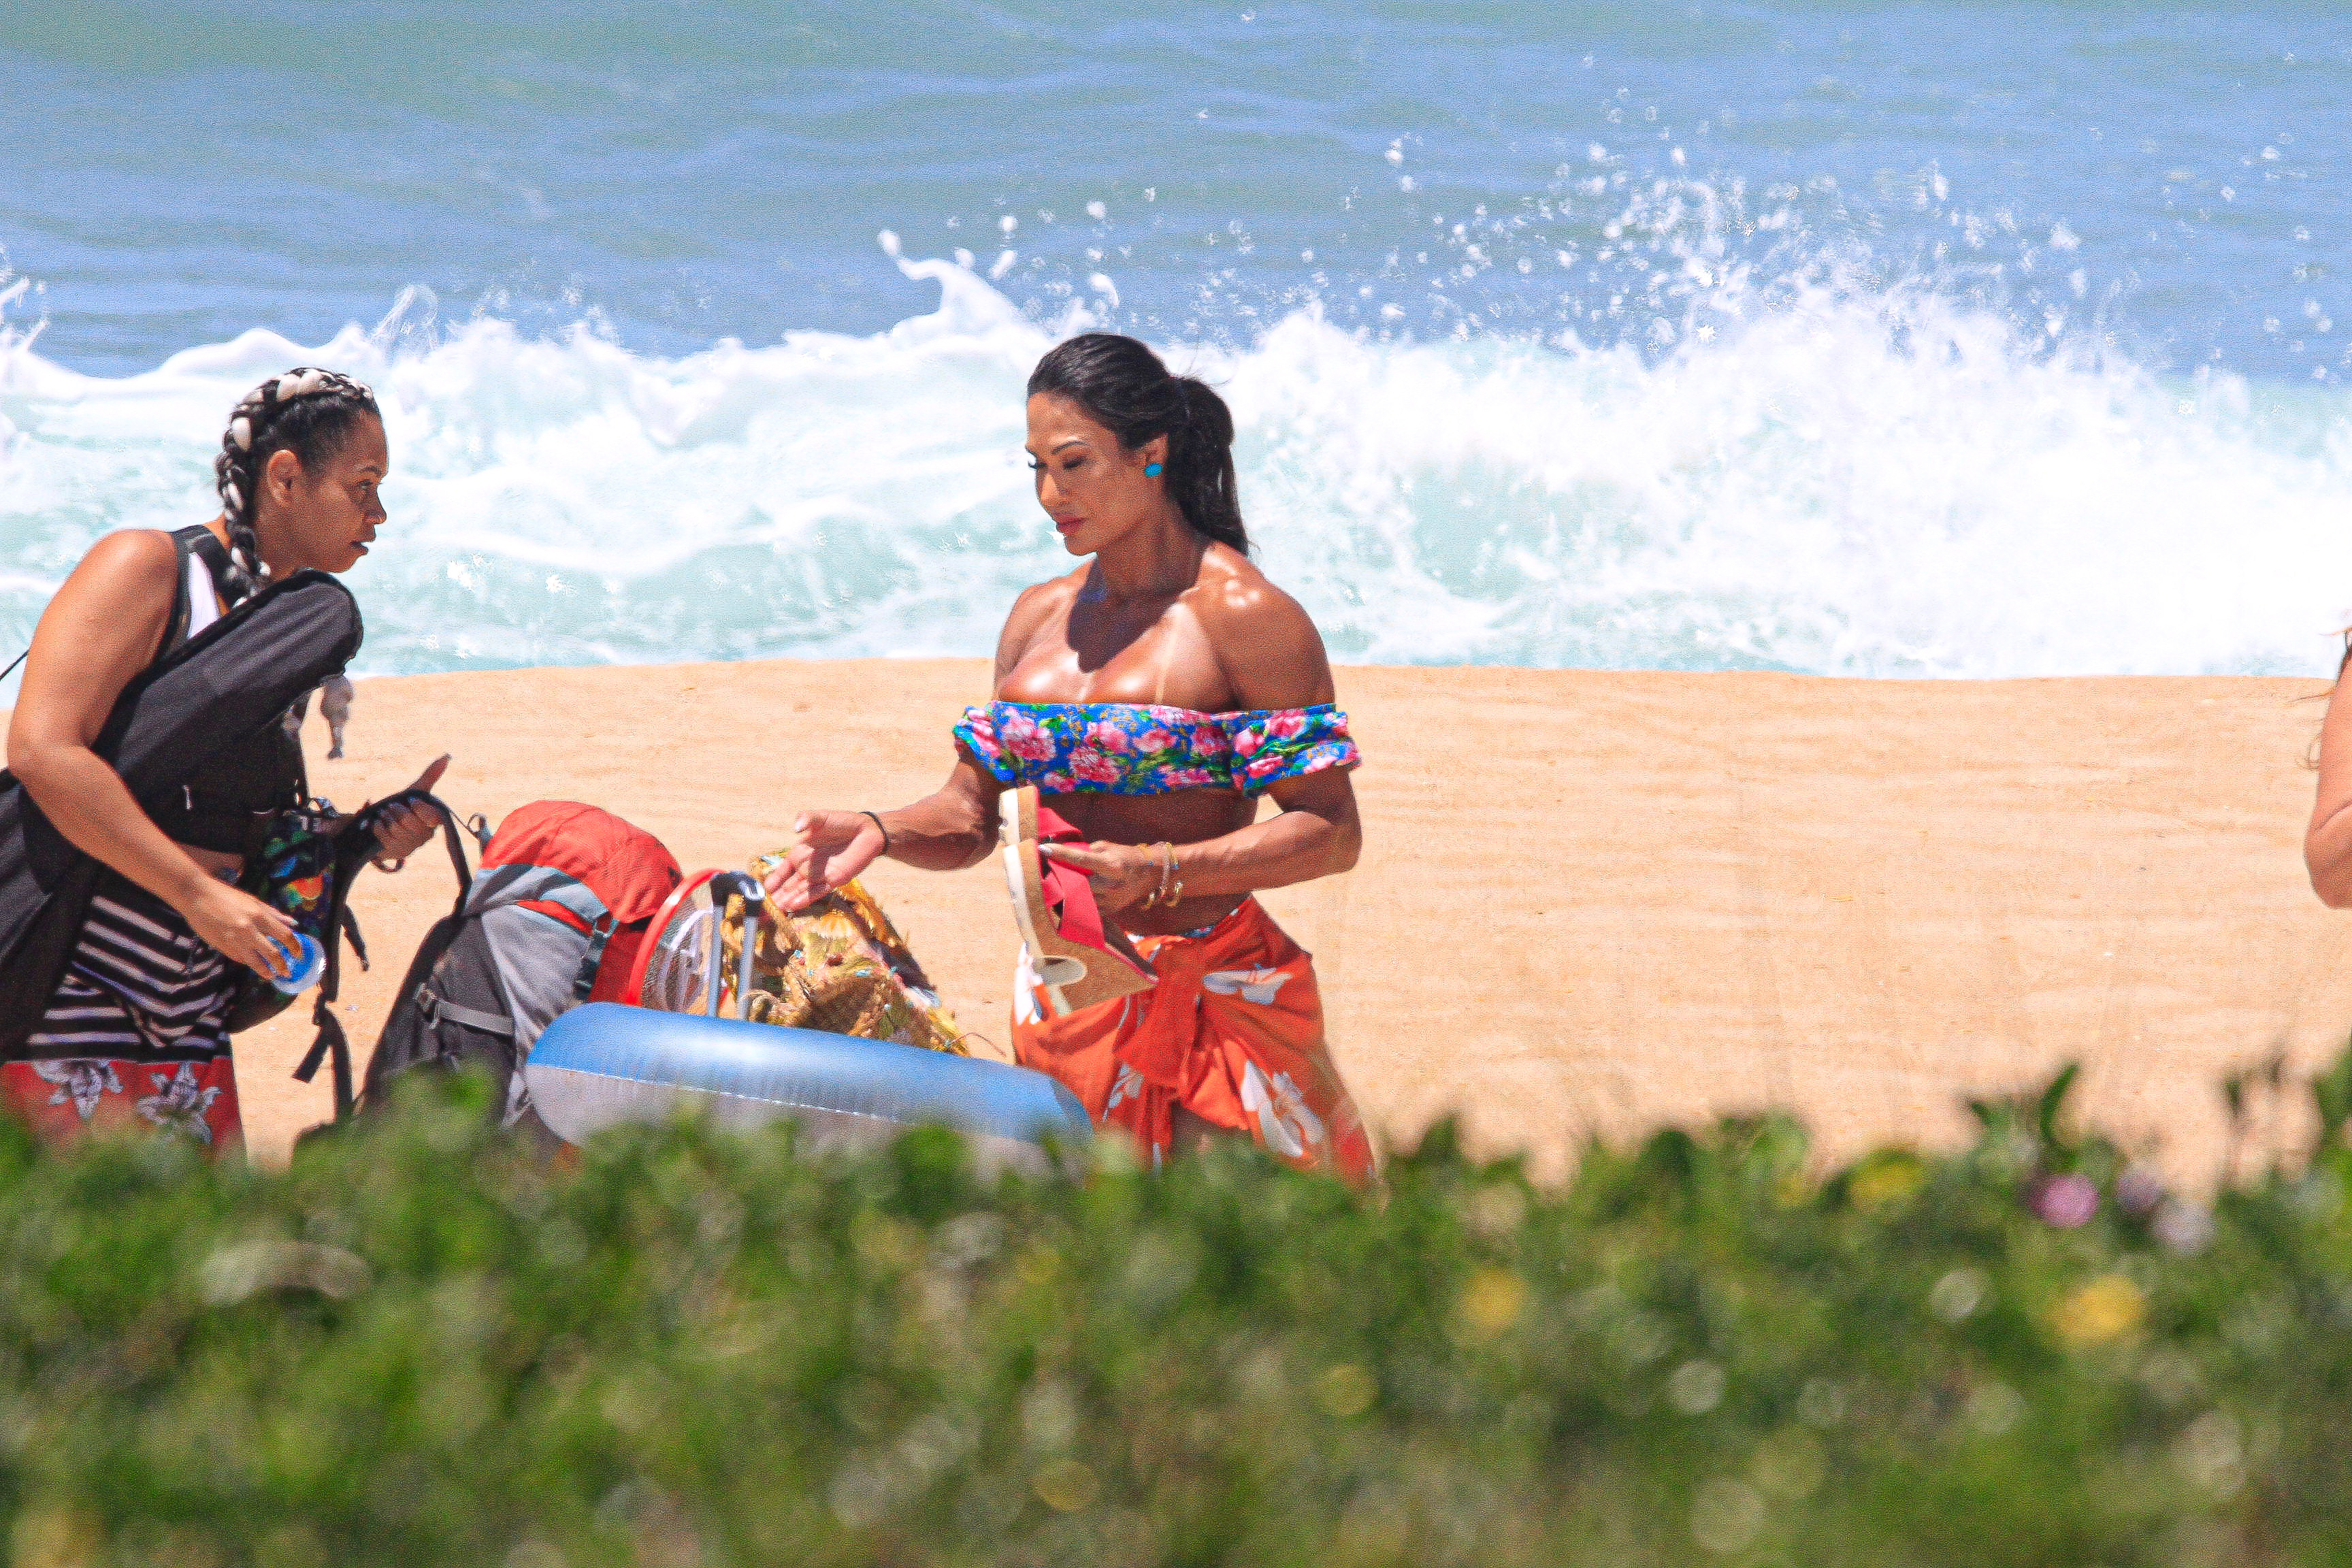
[1,879,243,1152]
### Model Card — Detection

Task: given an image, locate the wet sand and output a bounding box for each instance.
[222,660,2349,1183]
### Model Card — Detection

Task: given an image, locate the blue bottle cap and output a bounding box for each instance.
[269,932,325,995]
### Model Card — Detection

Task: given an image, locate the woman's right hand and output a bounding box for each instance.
[762,810,887,911]
[182,879,301,979]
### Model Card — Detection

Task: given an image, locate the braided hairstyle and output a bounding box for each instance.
[1026,333,1247,553]
[212,367,380,598]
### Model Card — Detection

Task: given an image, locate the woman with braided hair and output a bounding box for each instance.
[3,368,447,1149]
[768,333,1375,1181]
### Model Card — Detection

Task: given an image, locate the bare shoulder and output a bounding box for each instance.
[53,529,182,617]
[76,528,182,586]
[15,531,186,730]
[1188,546,1337,709]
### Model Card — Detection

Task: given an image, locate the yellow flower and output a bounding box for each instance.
[1032,1459,1100,1513]
[1457,1267,1529,1340]
[1314,1364,1378,1418]
[1846,1152,1927,1212]
[2053,1275,2146,1348]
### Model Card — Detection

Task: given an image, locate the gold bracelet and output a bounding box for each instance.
[1145,842,1175,908]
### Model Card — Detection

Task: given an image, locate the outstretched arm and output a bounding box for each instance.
[761,584,1058,909]
[7,531,300,977]
[761,752,1007,911]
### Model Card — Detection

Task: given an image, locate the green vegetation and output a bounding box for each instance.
[6,1058,2352,1568]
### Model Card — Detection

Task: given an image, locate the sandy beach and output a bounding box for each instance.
[206,660,2351,1182]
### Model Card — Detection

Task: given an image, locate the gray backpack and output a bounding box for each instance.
[362,802,682,1141]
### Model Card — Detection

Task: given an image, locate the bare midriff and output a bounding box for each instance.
[1045,785,1258,938]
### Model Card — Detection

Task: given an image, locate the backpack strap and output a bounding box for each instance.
[573,913,617,1004]
[413,987,516,1037]
[390,791,476,919]
[293,791,476,1117]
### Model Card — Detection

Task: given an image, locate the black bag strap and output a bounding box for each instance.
[292,791,475,1118]
[183,528,240,602]
[338,787,474,911]
[163,525,246,658]
[295,1000,355,1120]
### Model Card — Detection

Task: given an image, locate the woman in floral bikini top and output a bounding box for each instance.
[765,333,1374,1181]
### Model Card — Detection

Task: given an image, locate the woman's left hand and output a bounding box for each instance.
[1038,838,1162,912]
[367,754,451,870]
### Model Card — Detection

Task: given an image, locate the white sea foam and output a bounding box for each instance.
[3,251,2350,684]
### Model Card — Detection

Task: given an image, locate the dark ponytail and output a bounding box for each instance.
[213,367,380,598]
[1026,333,1247,553]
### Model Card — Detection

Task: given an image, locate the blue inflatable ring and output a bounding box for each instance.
[525,1002,1092,1167]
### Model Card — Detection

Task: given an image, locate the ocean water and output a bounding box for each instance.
[2,2,2349,681]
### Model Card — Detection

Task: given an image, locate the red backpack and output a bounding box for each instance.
[362,801,681,1134]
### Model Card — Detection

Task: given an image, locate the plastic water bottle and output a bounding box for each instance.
[269,932,324,995]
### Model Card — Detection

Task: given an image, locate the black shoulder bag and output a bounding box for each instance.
[0,570,363,1051]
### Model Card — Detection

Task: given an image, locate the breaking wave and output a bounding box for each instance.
[3,243,2350,683]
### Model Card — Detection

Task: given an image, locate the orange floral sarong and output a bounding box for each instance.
[1012,898,1374,1183]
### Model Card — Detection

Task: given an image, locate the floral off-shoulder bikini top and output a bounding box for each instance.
[955,701,1360,796]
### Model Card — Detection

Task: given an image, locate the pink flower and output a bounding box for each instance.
[1071,752,1122,785]
[1160,766,1218,789]
[1039,772,1075,794]
[1134,728,1177,753]
[1269,710,1307,740]
[1088,723,1132,754]
[2027,1173,2098,1228]
[1233,728,1262,759]
[1190,723,1226,755]
[1000,713,1054,762]
[1245,753,1285,779]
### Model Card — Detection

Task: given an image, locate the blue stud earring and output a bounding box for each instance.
[1145,462,1163,477]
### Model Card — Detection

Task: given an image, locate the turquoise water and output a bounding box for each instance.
[2,3,2349,678]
